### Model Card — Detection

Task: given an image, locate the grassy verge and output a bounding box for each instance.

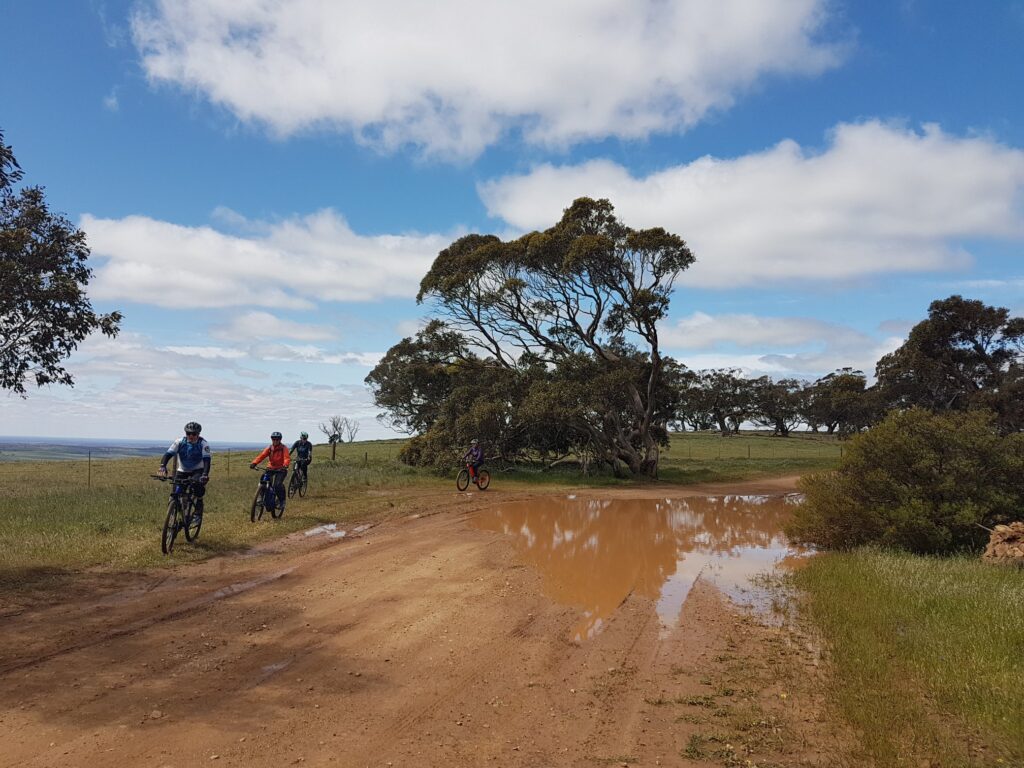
[0,432,839,586]
[792,549,1024,767]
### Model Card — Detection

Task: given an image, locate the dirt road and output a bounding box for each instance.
[0,479,849,767]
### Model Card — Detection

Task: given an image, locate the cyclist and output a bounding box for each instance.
[462,438,484,484]
[158,421,211,520]
[251,431,290,507]
[290,431,313,483]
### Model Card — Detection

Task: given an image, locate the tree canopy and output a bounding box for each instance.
[369,198,694,477]
[0,129,121,394]
[876,295,1023,432]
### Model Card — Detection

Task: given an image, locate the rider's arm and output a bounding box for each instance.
[290,441,298,455]
[160,439,179,471]
[251,446,270,466]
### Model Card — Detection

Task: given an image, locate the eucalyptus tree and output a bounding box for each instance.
[415,198,694,477]
[875,295,1023,432]
[1,129,121,393]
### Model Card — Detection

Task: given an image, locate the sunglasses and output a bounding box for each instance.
[185,431,199,436]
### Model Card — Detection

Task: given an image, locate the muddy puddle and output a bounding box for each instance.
[472,494,805,642]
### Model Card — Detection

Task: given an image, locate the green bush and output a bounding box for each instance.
[787,408,1024,553]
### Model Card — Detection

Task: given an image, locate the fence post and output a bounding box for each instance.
[748,445,751,459]
[227,449,230,475]
[364,451,368,467]
[88,450,91,488]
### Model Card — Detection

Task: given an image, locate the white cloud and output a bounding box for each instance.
[662,311,866,351]
[131,0,841,158]
[257,344,382,367]
[0,331,387,441]
[479,121,1024,286]
[160,345,248,359]
[662,311,902,379]
[103,90,119,111]
[84,209,449,308]
[212,311,336,342]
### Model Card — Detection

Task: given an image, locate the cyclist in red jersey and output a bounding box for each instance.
[251,431,290,507]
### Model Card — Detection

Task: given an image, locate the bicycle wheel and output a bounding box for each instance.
[184,495,202,541]
[298,472,308,498]
[456,468,470,491]
[161,498,181,554]
[271,490,285,519]
[287,472,299,499]
[251,485,265,522]
[476,469,491,490]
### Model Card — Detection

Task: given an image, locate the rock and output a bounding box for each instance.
[149,710,163,720]
[982,521,1024,565]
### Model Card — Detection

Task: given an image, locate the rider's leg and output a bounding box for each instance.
[194,478,205,514]
[275,470,287,502]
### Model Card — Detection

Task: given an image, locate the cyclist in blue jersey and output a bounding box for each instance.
[158,421,212,519]
[290,431,313,482]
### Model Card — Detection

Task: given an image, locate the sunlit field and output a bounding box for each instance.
[793,549,1024,766]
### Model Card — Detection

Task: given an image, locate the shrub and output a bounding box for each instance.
[787,408,1024,554]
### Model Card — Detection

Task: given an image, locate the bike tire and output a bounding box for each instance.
[456,469,470,492]
[477,469,491,491]
[161,498,180,554]
[251,486,265,522]
[287,472,298,499]
[183,496,202,542]
[271,493,285,519]
[298,473,308,498]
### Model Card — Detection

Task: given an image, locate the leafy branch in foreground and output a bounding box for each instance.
[0,128,121,394]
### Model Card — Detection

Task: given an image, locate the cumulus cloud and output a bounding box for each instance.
[479,121,1024,286]
[0,331,386,440]
[130,0,841,158]
[84,209,449,308]
[212,311,336,342]
[662,311,867,351]
[661,311,903,379]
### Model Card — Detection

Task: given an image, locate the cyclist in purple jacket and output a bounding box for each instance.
[462,438,484,483]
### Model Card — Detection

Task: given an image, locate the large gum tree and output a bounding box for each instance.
[416,198,694,477]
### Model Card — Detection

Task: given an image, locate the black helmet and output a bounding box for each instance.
[270,431,282,439]
[184,422,202,434]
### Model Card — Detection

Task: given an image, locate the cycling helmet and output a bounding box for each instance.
[300,431,308,438]
[270,431,282,439]
[184,421,202,434]
[470,438,479,444]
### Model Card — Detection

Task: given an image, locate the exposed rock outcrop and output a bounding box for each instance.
[982,522,1024,565]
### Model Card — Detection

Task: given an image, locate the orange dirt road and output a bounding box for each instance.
[0,479,849,767]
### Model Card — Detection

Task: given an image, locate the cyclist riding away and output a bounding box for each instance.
[290,431,313,482]
[462,438,484,484]
[251,431,290,507]
[159,421,211,520]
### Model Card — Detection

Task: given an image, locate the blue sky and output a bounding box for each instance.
[2,0,1022,442]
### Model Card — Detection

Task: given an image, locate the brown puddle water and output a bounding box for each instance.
[472,494,805,642]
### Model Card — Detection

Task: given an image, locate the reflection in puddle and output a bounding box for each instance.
[472,495,805,642]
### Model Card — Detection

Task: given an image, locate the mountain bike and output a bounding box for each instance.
[251,466,286,522]
[287,462,308,499]
[456,463,490,492]
[152,474,204,554]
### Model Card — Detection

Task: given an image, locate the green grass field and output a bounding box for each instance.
[0,431,840,585]
[793,549,1024,767]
